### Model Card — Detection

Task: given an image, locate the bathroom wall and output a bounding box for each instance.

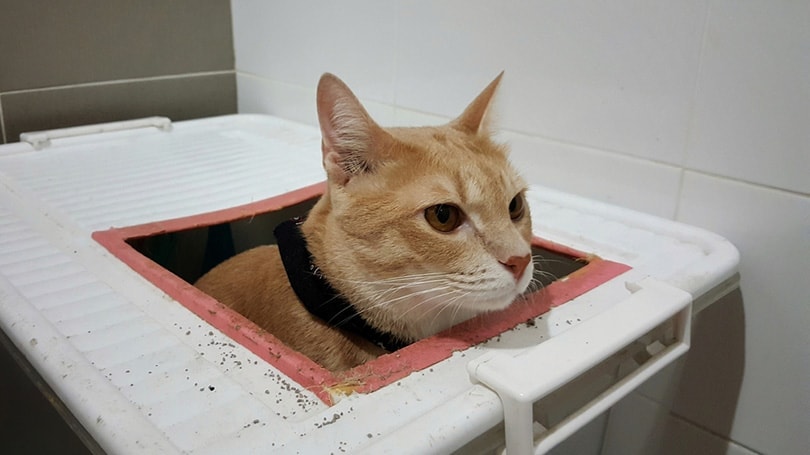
[232,1,809,454]
[0,1,235,453]
[0,0,236,144]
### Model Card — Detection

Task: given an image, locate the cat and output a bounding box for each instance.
[195,72,534,372]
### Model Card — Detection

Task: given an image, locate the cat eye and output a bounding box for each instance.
[509,193,525,221]
[425,204,463,232]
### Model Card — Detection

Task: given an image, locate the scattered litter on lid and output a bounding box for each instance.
[314,412,343,428]
[0,114,738,452]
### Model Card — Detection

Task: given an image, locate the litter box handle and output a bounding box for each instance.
[20,116,173,150]
[467,277,692,455]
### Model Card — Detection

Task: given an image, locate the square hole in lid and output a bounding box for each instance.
[94,182,630,404]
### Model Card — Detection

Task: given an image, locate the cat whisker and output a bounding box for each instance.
[386,286,462,313]
[520,276,546,297]
[530,272,550,281]
[410,289,472,333]
[321,293,372,326]
[445,292,474,327]
[353,284,456,319]
[361,281,450,309]
[326,271,450,287]
[531,255,572,265]
[324,280,445,326]
[406,289,468,324]
[353,285,465,334]
[317,275,457,326]
[426,295,462,331]
[532,268,560,280]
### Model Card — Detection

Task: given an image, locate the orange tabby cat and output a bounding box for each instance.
[195,72,534,371]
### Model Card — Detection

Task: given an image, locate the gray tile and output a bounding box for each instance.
[1,331,92,455]
[0,0,234,92]
[2,73,236,142]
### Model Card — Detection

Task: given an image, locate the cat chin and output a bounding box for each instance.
[359,265,535,340]
[402,291,522,339]
[457,291,523,313]
[424,266,534,314]
[453,275,533,315]
[461,265,534,311]
[363,284,517,339]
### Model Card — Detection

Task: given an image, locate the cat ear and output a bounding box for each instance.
[316,73,391,186]
[451,71,504,135]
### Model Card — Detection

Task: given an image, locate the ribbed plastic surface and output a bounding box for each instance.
[3,116,324,231]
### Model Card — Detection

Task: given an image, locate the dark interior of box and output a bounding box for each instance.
[126,197,586,288]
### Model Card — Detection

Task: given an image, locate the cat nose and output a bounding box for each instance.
[500,254,531,281]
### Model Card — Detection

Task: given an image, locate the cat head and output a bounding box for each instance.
[304,72,534,341]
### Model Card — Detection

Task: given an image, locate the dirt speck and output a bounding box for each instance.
[314,413,342,428]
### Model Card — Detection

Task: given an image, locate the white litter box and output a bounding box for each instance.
[0,115,739,454]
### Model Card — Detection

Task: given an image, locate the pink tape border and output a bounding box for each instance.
[93,182,631,404]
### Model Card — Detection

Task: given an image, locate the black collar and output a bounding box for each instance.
[274,218,408,352]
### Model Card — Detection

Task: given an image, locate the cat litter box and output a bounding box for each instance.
[0,115,739,454]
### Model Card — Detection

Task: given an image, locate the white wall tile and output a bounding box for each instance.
[392,107,450,128]
[231,3,809,453]
[634,288,745,415]
[626,288,747,453]
[237,73,318,127]
[603,392,759,455]
[231,0,398,104]
[504,131,682,218]
[686,1,810,194]
[547,413,607,455]
[395,1,707,165]
[671,171,810,454]
[237,73,396,128]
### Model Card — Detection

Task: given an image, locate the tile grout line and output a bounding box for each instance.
[235,70,399,115]
[0,96,6,144]
[675,2,713,220]
[681,1,713,168]
[631,392,764,455]
[235,70,309,92]
[680,168,810,199]
[668,409,763,454]
[0,70,236,97]
[503,128,810,199]
[391,2,402,111]
[502,127,684,169]
[222,72,810,201]
[672,168,687,221]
